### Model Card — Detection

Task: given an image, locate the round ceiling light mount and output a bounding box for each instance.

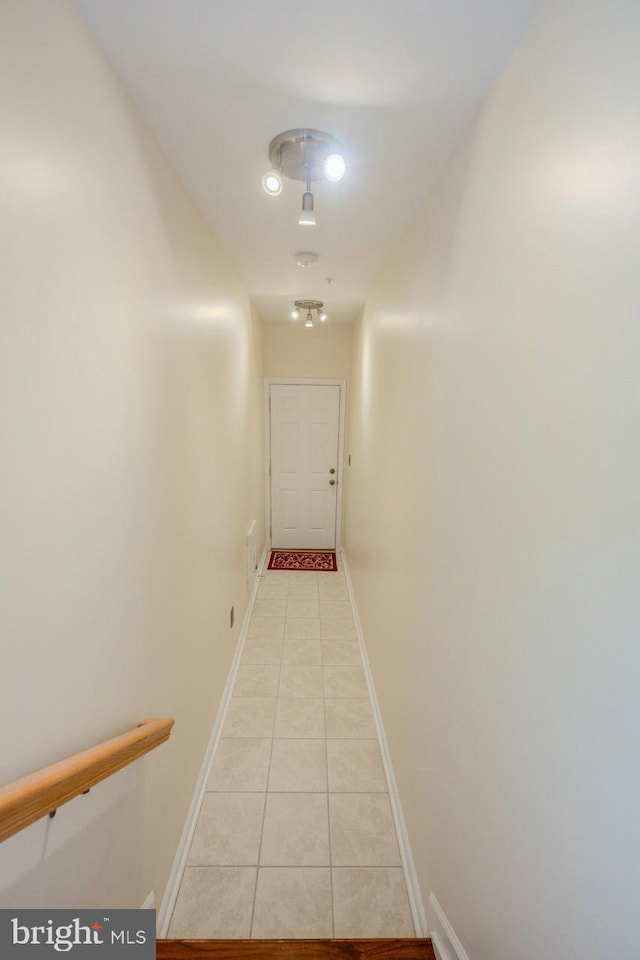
[267,129,344,183]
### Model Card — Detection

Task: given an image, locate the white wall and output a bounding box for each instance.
[344,2,640,958]
[263,321,353,380]
[0,0,264,909]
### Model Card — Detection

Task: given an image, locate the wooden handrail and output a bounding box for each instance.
[0,717,175,843]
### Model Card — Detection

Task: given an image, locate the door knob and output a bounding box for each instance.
[329,468,336,474]
[329,479,336,485]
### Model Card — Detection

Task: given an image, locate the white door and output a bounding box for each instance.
[270,384,341,549]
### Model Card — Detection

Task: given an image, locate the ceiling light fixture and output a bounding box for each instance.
[262,128,345,227]
[291,299,328,328]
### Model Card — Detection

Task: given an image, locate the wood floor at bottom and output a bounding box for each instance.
[156,939,436,960]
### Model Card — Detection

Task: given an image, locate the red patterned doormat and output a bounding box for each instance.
[268,550,338,572]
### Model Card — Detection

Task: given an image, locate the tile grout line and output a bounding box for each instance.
[322,674,335,938]
[321,577,332,936]
[246,569,285,938]
[248,609,284,938]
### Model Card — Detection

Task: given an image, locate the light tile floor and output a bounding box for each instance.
[168,559,415,940]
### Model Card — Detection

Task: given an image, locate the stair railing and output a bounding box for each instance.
[0,717,175,843]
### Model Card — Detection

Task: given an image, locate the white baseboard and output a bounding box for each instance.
[157,548,268,936]
[428,893,471,960]
[340,549,428,938]
[140,891,155,910]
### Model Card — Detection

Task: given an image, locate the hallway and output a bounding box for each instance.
[3,2,640,957]
[168,558,415,940]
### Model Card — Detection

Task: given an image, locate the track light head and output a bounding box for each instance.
[299,191,316,226]
[323,153,345,182]
[262,169,283,196]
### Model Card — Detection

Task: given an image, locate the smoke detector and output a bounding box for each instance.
[295,251,318,268]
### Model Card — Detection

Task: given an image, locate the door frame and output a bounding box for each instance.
[264,378,347,552]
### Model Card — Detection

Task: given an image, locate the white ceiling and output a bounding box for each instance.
[74,0,542,324]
